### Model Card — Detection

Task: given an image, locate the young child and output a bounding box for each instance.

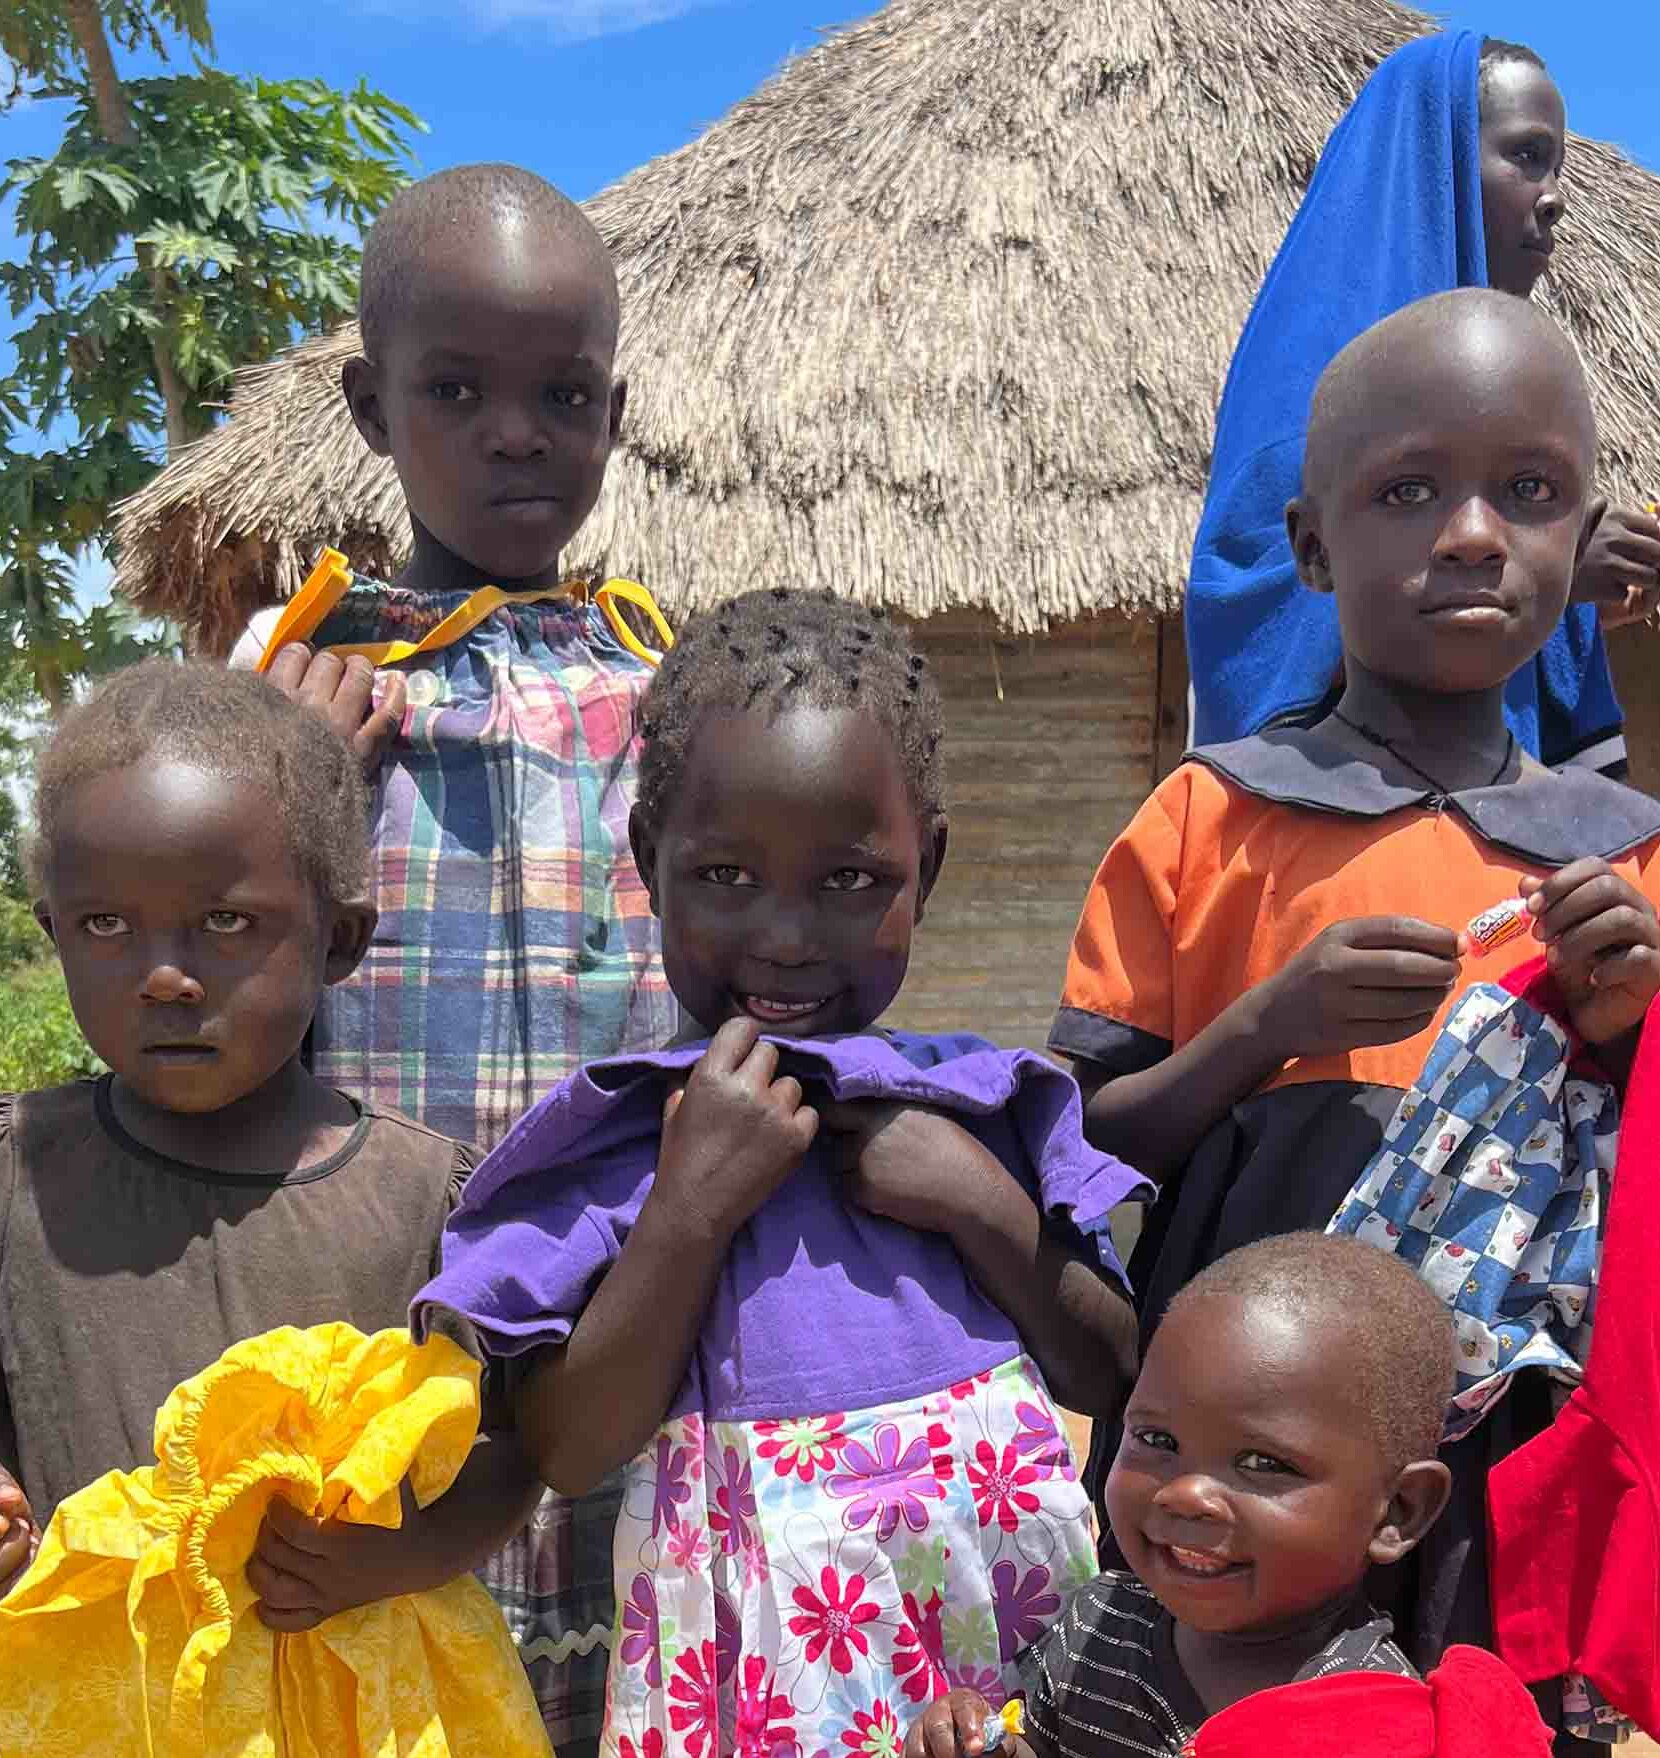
[1052,291,1660,1675]
[0,661,538,1617]
[413,588,1151,1758]
[903,1235,1551,1758]
[229,164,676,1752]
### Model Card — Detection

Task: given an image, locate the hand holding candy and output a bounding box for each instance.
[905,1691,1026,1758]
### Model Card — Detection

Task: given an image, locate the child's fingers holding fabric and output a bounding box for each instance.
[249,1485,435,1632]
[1521,862,1660,1045]
[0,1465,38,1597]
[265,643,407,779]
[820,1100,993,1234]
[654,1017,819,1240]
[904,1689,995,1758]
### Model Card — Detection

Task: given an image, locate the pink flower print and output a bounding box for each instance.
[652,1433,694,1537]
[742,1527,772,1589]
[926,1422,955,1486]
[841,1701,902,1758]
[968,1441,1042,1535]
[669,1642,721,1758]
[734,1653,800,1758]
[1011,1401,1073,1481]
[950,1372,993,1401]
[946,1664,1004,1699]
[668,1520,711,1572]
[711,1444,759,1557]
[828,1422,946,1542]
[716,1589,741,1686]
[991,1560,1059,1660]
[756,1413,849,1483]
[619,1732,666,1758]
[789,1566,881,1675]
[892,1591,948,1704]
[619,1571,664,1687]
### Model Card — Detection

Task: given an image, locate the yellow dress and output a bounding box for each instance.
[0,1323,553,1758]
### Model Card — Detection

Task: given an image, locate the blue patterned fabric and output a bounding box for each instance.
[1328,983,1617,1441]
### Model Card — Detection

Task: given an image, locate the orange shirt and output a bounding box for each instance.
[1053,737,1660,1097]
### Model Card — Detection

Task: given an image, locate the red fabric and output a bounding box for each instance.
[1185,1646,1550,1757]
[1488,968,1660,1736]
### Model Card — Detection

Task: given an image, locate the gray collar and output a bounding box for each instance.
[1190,727,1660,867]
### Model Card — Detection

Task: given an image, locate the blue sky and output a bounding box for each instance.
[2,0,1655,611]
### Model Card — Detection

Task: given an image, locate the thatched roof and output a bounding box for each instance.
[115,0,1660,653]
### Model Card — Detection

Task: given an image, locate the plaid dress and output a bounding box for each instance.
[298,577,676,1758]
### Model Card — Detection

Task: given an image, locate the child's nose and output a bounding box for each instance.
[1434,496,1508,567]
[755,898,818,965]
[488,401,549,460]
[1537,173,1566,227]
[1153,1471,1231,1522]
[140,958,205,1006]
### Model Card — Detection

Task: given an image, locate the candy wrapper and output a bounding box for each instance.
[1465,896,1532,959]
[980,1700,1026,1751]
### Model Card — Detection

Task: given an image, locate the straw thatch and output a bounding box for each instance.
[115,0,1660,654]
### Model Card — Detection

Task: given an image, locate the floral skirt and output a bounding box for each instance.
[604,1357,1095,1758]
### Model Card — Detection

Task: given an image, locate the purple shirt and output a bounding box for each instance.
[413,1031,1150,1423]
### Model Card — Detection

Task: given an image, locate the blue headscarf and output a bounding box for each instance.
[1184,30,1621,767]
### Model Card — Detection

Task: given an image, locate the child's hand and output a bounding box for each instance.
[1254,917,1464,1061]
[654,1017,819,1240]
[247,1486,434,1631]
[821,1100,993,1235]
[905,1688,996,1758]
[265,642,407,780]
[1572,501,1660,628]
[1521,861,1660,1045]
[0,1465,38,1599]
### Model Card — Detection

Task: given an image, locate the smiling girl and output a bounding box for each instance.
[415,589,1149,1758]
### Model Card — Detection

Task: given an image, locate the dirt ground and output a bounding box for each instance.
[1060,1411,1657,1752]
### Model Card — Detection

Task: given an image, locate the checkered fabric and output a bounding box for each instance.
[308,578,677,1758]
[1328,982,1617,1442]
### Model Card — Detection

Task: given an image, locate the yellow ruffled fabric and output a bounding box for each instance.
[0,1323,553,1758]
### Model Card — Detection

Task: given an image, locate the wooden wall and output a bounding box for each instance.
[884,610,1161,1052]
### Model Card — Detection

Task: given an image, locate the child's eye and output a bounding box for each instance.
[1380,480,1434,508]
[82,913,129,938]
[203,911,252,935]
[1512,475,1557,504]
[698,865,758,887]
[822,869,876,893]
[549,387,592,409]
[1129,1427,1177,1454]
[1237,1450,1300,1476]
[429,381,480,403]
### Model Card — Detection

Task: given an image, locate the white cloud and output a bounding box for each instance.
[437,0,731,38]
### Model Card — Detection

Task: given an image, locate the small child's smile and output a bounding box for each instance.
[739,992,837,1027]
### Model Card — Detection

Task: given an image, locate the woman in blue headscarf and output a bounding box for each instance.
[1185,31,1660,777]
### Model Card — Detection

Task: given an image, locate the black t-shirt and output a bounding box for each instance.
[1020,1571,1416,1758]
[0,1077,475,1520]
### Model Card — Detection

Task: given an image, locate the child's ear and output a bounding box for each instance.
[342,356,392,459]
[31,902,56,947]
[1368,1458,1452,1567]
[323,901,377,985]
[629,802,662,914]
[608,376,628,449]
[1286,498,1334,594]
[914,816,949,925]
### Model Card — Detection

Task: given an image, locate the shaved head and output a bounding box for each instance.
[1168,1233,1456,1472]
[1304,289,1594,500]
[359,163,619,358]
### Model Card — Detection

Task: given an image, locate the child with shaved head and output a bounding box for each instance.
[1054,290,1660,1697]
[905,1234,1551,1756]
[229,163,675,1758]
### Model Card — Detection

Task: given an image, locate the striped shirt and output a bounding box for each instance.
[1021,1572,1416,1758]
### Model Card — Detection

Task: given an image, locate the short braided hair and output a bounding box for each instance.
[636,589,944,831]
[1167,1233,1456,1474]
[30,660,369,907]
[359,163,618,358]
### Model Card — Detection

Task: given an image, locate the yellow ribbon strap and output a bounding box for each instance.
[256,552,675,671]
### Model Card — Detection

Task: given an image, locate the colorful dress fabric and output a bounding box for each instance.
[0,1323,550,1758]
[233,579,676,1758]
[1327,981,1616,1441]
[413,1030,1149,1758]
